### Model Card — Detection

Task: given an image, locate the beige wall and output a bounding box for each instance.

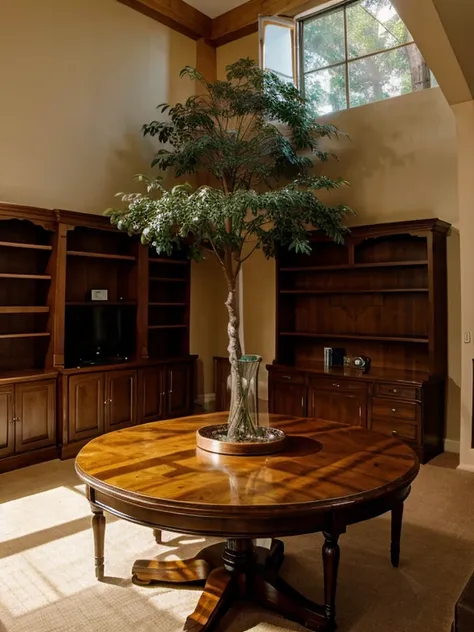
[217,34,461,442]
[0,0,220,396]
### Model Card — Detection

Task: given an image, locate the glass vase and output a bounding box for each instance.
[227,355,262,441]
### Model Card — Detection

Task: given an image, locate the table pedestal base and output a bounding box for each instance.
[132,539,335,632]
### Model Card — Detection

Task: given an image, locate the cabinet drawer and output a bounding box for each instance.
[309,377,367,393]
[371,418,419,443]
[372,398,419,421]
[271,371,306,385]
[375,383,421,401]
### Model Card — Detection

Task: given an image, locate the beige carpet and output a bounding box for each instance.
[0,453,473,632]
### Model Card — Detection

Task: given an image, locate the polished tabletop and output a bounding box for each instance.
[76,413,419,515]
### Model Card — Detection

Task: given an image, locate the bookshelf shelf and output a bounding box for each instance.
[0,240,52,251]
[67,250,136,261]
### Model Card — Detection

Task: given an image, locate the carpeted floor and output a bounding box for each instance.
[1,452,473,632]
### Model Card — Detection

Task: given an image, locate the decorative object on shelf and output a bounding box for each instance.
[352,355,371,371]
[107,58,352,448]
[91,289,108,301]
[323,347,345,368]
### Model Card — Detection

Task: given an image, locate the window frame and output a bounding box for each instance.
[259,16,298,86]
[297,0,420,112]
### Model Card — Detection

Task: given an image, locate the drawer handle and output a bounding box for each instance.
[390,388,398,394]
[332,383,340,388]
[281,375,292,380]
[391,408,397,413]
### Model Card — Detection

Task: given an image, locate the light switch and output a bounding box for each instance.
[464,331,472,343]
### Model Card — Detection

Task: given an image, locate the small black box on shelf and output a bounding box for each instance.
[323,347,346,368]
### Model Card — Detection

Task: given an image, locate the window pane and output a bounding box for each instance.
[304,65,347,116]
[349,43,431,108]
[347,0,413,59]
[303,9,345,73]
[264,24,294,81]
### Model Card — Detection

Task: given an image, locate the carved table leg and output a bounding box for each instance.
[322,532,340,629]
[153,529,162,544]
[91,504,105,580]
[184,567,234,632]
[391,501,404,568]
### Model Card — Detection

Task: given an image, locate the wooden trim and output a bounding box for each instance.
[117,0,212,41]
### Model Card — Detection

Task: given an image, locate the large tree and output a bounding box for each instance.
[107,58,353,439]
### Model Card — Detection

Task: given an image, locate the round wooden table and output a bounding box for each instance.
[75,413,419,632]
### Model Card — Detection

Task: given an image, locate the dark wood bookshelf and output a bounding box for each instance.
[0,203,196,473]
[269,218,450,464]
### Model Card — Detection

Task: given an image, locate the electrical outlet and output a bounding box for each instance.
[464,331,472,344]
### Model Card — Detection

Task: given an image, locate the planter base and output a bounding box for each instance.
[196,424,287,456]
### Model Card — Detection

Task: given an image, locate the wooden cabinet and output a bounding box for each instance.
[268,365,443,463]
[14,380,56,452]
[138,366,166,423]
[0,385,14,458]
[61,358,195,456]
[308,379,367,427]
[167,362,192,417]
[0,378,56,468]
[68,373,104,442]
[105,370,137,431]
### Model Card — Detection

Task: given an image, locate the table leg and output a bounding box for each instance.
[91,504,105,580]
[322,532,340,628]
[153,529,162,544]
[390,501,404,568]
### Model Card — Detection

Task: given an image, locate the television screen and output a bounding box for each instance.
[65,304,135,367]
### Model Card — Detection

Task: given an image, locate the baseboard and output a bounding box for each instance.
[444,439,460,454]
[457,463,474,473]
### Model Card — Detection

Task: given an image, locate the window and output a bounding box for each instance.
[260,0,436,116]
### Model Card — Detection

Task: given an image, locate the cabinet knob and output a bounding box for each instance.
[391,408,397,413]
[332,383,340,388]
[392,430,398,436]
[390,389,398,394]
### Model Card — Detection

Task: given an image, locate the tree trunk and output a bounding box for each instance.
[225,282,244,438]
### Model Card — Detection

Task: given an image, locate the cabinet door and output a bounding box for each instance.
[0,385,15,458]
[166,363,193,418]
[15,380,56,453]
[308,387,367,427]
[68,373,105,442]
[269,383,307,417]
[138,367,166,423]
[105,370,137,432]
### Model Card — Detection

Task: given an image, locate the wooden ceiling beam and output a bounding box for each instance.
[118,0,212,41]
[118,0,322,46]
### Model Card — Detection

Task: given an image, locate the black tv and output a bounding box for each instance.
[65,304,135,367]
